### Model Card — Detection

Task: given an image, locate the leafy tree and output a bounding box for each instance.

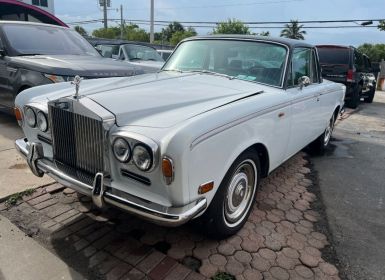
[258,31,270,36]
[92,26,121,39]
[170,27,197,45]
[91,24,149,42]
[161,21,185,42]
[74,25,87,36]
[124,24,149,42]
[280,20,306,40]
[378,20,385,31]
[213,19,251,34]
[357,43,385,62]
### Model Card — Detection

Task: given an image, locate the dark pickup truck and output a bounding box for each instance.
[316,45,378,108]
[0,21,143,113]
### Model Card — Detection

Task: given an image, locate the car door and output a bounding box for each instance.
[285,47,324,158]
[0,35,14,109]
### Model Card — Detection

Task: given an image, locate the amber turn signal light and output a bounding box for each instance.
[162,157,174,185]
[198,181,214,194]
[14,107,23,126]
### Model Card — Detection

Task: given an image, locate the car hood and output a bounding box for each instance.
[85,72,265,128]
[9,55,141,77]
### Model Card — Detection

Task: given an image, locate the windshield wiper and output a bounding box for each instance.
[186,69,235,80]
[17,53,43,56]
[161,69,183,73]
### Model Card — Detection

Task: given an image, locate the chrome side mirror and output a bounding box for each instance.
[298,76,311,90]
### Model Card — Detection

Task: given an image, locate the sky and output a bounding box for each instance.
[55,0,385,47]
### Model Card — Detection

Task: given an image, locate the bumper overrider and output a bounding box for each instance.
[15,138,207,226]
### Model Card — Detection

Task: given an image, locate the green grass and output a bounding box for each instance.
[211,272,235,280]
[6,188,36,206]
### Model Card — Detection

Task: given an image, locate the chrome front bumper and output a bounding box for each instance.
[15,138,207,227]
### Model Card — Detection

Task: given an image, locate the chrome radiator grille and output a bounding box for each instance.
[49,105,105,176]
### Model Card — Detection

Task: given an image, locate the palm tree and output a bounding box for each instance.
[280,20,306,40]
[74,25,88,37]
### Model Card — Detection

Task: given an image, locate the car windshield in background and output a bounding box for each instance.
[122,44,164,62]
[163,39,288,87]
[3,24,100,56]
[95,44,120,58]
[317,48,350,65]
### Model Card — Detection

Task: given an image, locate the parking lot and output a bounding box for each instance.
[0,110,340,280]
[3,90,385,280]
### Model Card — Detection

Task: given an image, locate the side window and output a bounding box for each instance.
[354,51,364,71]
[289,48,312,86]
[311,49,319,83]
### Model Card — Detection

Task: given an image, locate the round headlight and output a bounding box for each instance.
[113,138,131,163]
[133,144,153,171]
[25,107,36,127]
[37,111,48,132]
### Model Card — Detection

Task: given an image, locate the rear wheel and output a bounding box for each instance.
[310,113,335,155]
[201,150,260,238]
[346,84,361,109]
[364,87,375,103]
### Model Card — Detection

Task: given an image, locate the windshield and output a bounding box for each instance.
[95,44,120,58]
[122,44,164,62]
[163,39,288,87]
[3,24,100,56]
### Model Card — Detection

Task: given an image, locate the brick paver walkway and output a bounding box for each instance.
[0,153,340,280]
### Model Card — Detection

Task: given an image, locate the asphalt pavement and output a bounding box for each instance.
[312,91,385,280]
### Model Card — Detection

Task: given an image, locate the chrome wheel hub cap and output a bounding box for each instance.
[224,160,257,227]
[324,116,335,146]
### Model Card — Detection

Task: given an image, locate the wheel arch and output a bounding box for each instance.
[333,105,341,123]
[17,85,32,94]
[246,143,270,178]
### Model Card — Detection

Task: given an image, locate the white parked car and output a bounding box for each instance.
[157,49,173,61]
[15,35,345,237]
[116,43,165,73]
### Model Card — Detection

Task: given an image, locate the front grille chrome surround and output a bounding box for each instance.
[48,97,115,177]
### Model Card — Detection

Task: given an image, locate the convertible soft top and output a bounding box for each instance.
[184,34,314,49]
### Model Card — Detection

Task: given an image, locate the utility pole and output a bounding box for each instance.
[150,0,154,43]
[120,4,123,39]
[103,0,108,29]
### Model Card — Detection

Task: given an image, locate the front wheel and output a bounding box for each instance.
[200,150,260,239]
[309,113,335,155]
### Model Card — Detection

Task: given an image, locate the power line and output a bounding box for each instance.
[126,0,304,11]
[68,18,384,26]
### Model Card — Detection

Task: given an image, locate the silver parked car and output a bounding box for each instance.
[96,43,165,73]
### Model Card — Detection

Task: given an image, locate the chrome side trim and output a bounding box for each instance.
[190,89,334,150]
[16,139,205,227]
[190,100,291,150]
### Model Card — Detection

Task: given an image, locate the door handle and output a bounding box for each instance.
[316,97,320,102]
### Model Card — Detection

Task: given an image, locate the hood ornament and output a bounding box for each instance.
[71,75,83,99]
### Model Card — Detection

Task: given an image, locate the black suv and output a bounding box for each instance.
[316,45,377,108]
[0,21,143,113]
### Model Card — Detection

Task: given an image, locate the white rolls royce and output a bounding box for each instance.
[15,35,345,237]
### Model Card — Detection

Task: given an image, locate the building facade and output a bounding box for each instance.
[18,0,54,14]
